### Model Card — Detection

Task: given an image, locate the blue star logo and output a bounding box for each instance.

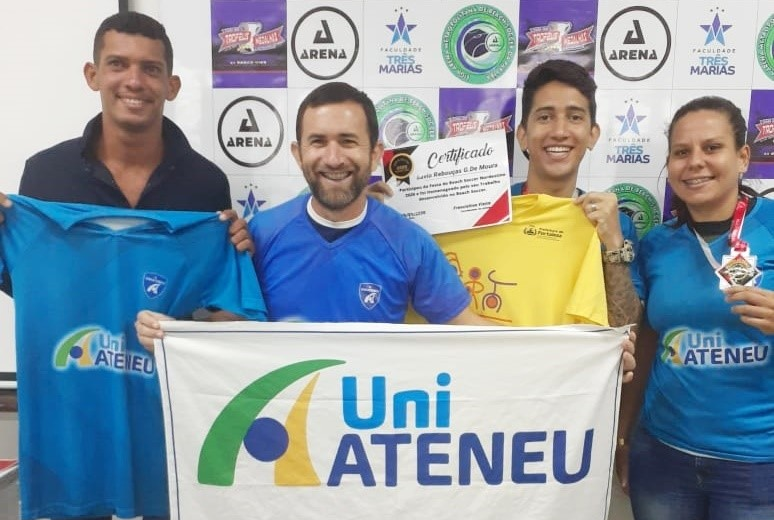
[700,13,732,46]
[386,11,416,45]
[616,103,646,136]
[237,185,266,219]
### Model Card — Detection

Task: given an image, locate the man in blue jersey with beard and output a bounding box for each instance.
[139,82,490,327]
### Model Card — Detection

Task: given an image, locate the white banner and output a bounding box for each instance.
[156,322,624,520]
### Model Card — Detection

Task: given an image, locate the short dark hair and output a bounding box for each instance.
[667,96,754,226]
[520,59,597,127]
[296,82,379,149]
[93,12,174,73]
[668,96,747,152]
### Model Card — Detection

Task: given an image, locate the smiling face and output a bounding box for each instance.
[84,30,180,135]
[517,81,599,193]
[292,100,384,222]
[667,109,750,222]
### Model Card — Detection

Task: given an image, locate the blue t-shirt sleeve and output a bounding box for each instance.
[202,231,267,321]
[409,229,471,324]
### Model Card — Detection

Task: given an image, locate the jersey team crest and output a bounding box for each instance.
[143,272,168,298]
[359,283,382,310]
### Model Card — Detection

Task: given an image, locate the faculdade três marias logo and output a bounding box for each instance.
[442,4,516,84]
[198,360,594,488]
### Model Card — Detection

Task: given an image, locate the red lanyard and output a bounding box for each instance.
[728,195,750,252]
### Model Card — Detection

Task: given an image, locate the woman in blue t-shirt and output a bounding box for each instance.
[617,96,774,520]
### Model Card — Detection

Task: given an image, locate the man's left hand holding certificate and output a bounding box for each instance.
[381,131,512,235]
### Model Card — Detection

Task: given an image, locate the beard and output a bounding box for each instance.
[306,172,369,212]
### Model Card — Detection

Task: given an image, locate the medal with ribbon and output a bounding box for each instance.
[713,195,761,289]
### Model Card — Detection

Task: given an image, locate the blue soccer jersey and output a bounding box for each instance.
[639,197,774,462]
[249,195,470,323]
[0,196,266,519]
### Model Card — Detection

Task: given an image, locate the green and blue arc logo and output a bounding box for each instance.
[198,359,345,486]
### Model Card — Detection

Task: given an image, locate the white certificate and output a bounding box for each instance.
[381,131,511,235]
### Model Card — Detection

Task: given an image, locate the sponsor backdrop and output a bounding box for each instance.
[156,321,624,520]
[157,0,774,239]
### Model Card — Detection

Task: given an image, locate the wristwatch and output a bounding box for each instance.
[603,239,635,264]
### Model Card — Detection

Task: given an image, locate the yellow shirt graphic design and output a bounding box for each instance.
[429,194,608,326]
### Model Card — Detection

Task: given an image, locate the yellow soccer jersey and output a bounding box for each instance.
[430,194,608,326]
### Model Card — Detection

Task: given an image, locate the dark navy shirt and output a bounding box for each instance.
[19,114,231,211]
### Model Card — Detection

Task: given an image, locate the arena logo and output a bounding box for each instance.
[523,21,595,54]
[757,13,774,81]
[217,96,284,168]
[53,327,155,376]
[375,94,436,148]
[600,6,671,81]
[291,6,359,80]
[198,360,594,487]
[607,183,660,238]
[690,8,735,76]
[441,4,516,85]
[379,7,423,75]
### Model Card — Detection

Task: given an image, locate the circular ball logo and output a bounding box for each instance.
[600,6,671,81]
[375,94,436,149]
[442,4,516,84]
[607,183,661,238]
[757,14,774,81]
[217,96,284,168]
[291,7,359,80]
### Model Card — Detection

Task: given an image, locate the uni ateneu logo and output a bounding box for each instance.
[198,360,594,487]
[600,6,671,81]
[442,4,516,84]
[218,96,284,168]
[660,329,769,367]
[291,6,359,80]
[54,327,155,376]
